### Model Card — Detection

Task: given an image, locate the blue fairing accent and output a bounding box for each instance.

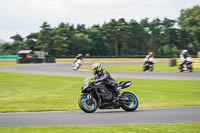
[81,95,97,111]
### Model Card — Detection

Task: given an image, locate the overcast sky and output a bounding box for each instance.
[0,0,199,41]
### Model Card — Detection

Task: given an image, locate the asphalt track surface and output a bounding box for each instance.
[0,106,200,127]
[0,62,200,80]
[0,63,200,127]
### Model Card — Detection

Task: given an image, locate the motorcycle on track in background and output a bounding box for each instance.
[143,57,155,72]
[143,52,155,72]
[179,57,193,72]
[78,77,139,113]
[73,59,82,70]
[72,54,83,70]
[143,60,154,72]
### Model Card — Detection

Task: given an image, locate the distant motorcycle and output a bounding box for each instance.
[78,77,138,113]
[179,57,193,72]
[73,59,82,70]
[143,61,154,72]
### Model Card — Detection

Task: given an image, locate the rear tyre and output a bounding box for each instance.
[121,92,138,112]
[189,66,193,72]
[78,95,97,113]
[150,65,153,72]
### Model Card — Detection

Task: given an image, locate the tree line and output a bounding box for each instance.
[0,5,200,57]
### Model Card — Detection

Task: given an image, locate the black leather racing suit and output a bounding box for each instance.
[94,69,118,95]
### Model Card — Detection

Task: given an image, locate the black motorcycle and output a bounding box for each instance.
[143,61,154,72]
[78,77,138,113]
[179,61,193,72]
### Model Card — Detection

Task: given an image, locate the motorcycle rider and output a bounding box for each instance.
[143,52,155,71]
[73,54,83,64]
[179,50,192,69]
[180,50,189,64]
[91,63,119,98]
[144,52,155,64]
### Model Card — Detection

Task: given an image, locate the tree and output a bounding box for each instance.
[2,5,200,57]
[101,18,130,55]
[24,33,39,51]
[147,18,163,54]
[51,23,73,56]
[178,5,200,53]
[37,22,53,54]
[10,33,24,54]
[0,43,13,54]
[159,18,179,55]
[87,25,111,56]
[71,33,92,55]
[124,19,148,55]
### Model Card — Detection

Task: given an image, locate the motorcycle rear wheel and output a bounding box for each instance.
[149,66,153,72]
[121,92,138,112]
[189,67,193,72]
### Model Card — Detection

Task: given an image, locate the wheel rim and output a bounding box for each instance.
[80,95,97,111]
[123,93,137,109]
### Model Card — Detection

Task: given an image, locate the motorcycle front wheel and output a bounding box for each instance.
[78,95,97,113]
[121,92,138,111]
[143,65,147,72]
[179,65,183,72]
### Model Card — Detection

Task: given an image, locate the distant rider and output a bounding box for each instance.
[92,63,119,97]
[144,52,155,65]
[179,50,192,67]
[73,54,83,64]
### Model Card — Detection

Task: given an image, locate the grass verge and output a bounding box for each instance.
[0,123,200,133]
[82,63,200,72]
[56,58,170,63]
[0,72,200,112]
[0,63,17,66]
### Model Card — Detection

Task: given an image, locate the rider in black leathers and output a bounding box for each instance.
[92,63,119,97]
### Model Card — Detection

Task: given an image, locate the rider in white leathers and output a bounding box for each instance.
[73,54,83,70]
[179,50,192,67]
[144,52,155,64]
[143,52,155,71]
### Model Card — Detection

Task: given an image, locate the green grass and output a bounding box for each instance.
[0,63,17,66]
[0,72,200,112]
[81,63,200,72]
[0,123,200,133]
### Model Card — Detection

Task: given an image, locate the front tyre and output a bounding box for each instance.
[143,65,147,72]
[121,92,138,112]
[179,65,183,72]
[78,95,97,113]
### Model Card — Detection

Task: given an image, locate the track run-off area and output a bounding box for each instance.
[0,63,200,80]
[0,62,200,127]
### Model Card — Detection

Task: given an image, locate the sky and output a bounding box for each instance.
[0,0,199,41]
